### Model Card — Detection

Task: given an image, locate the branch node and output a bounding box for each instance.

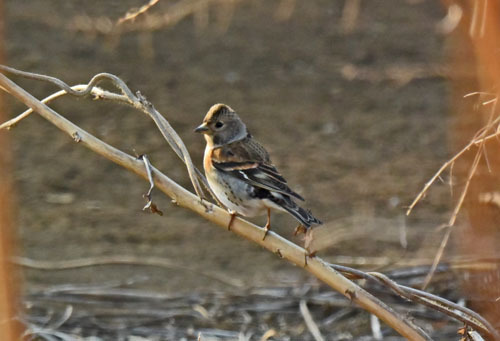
[345,288,357,301]
[139,154,163,216]
[72,132,81,143]
[202,201,213,213]
[275,249,283,258]
[136,91,153,109]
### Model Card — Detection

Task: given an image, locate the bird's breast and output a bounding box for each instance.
[203,145,214,174]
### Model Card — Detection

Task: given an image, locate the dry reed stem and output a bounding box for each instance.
[17,253,500,339]
[118,0,160,25]
[299,300,325,341]
[66,0,295,36]
[421,225,452,290]
[340,0,361,34]
[114,0,237,33]
[409,1,500,300]
[407,95,499,289]
[0,67,432,340]
[13,255,243,288]
[406,96,499,217]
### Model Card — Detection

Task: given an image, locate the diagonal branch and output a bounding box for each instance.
[6,67,500,339]
[0,68,432,340]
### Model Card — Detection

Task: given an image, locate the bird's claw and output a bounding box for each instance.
[262,225,271,241]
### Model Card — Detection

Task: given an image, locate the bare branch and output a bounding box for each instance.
[0,65,204,200]
[0,68,433,340]
[331,264,499,340]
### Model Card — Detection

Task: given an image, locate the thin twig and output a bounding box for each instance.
[413,96,499,288]
[448,96,499,227]
[0,65,204,200]
[406,95,500,289]
[12,256,243,288]
[370,314,382,340]
[0,82,221,207]
[140,154,164,215]
[407,96,500,217]
[370,272,497,339]
[118,0,160,25]
[330,264,499,340]
[448,138,483,227]
[421,225,453,290]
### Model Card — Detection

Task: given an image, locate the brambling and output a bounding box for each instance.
[195,103,322,239]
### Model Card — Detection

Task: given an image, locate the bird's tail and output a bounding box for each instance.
[270,194,322,228]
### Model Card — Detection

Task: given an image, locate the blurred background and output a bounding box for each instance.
[6,0,494,339]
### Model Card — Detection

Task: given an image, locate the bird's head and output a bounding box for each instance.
[195,103,249,146]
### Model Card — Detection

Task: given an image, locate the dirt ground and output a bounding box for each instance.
[5,0,454,337]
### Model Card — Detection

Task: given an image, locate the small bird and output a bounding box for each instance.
[195,103,322,238]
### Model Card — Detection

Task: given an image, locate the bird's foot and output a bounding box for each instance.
[262,208,272,241]
[303,227,316,266]
[262,223,271,241]
[304,249,318,266]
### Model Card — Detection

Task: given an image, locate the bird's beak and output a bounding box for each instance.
[194,123,209,133]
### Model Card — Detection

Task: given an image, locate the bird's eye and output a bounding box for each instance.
[215,122,224,129]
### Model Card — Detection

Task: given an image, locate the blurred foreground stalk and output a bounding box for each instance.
[0,135,20,340]
[0,0,21,338]
[445,0,500,326]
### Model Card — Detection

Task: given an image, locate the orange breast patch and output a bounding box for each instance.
[203,147,214,173]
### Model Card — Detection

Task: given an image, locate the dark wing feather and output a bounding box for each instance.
[211,139,305,201]
[213,162,305,201]
[268,193,322,228]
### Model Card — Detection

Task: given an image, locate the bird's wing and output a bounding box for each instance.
[211,139,305,201]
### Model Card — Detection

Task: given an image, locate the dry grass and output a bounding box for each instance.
[18,260,487,340]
